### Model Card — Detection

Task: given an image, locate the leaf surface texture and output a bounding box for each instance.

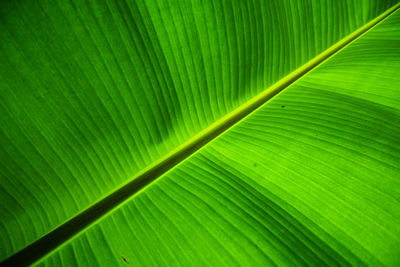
[0,0,399,266]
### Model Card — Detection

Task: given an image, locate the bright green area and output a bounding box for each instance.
[1,0,399,265]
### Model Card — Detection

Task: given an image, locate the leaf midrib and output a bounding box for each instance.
[2,3,400,266]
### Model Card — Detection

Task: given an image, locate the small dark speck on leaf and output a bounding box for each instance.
[281,105,285,108]
[253,163,258,167]
[121,255,129,264]
[25,229,28,232]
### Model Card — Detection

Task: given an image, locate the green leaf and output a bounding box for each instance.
[1,1,400,266]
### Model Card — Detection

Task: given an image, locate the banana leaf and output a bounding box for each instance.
[1,0,399,266]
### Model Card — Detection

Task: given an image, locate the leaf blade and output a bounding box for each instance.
[1,0,400,265]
